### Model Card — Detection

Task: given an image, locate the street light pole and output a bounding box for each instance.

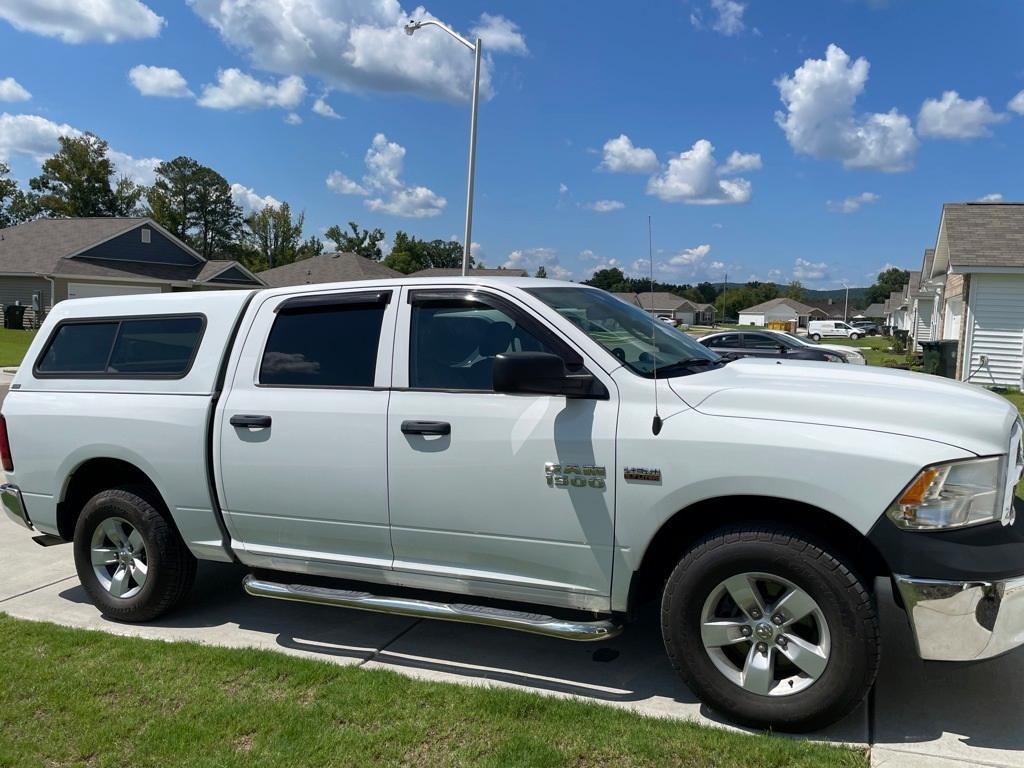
[405,18,481,277]
[841,283,850,322]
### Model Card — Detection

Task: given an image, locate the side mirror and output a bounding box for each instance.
[493,352,599,398]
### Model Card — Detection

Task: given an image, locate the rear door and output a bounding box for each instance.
[740,333,784,358]
[216,287,398,574]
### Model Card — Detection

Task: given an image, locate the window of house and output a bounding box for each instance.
[260,298,386,387]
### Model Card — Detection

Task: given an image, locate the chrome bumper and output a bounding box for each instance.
[895,574,1024,661]
[0,483,31,529]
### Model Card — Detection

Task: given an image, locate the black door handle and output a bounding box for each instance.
[230,414,272,429]
[401,420,451,436]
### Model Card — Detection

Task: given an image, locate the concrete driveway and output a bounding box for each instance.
[2,530,1023,767]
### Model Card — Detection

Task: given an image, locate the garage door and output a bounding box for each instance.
[67,283,162,300]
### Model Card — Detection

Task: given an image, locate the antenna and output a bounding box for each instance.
[649,215,662,436]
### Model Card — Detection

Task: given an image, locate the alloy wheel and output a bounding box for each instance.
[90,516,148,599]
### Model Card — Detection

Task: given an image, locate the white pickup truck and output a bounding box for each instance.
[3,277,1023,732]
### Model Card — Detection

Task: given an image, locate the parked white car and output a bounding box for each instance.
[2,277,1023,733]
[778,331,867,365]
[807,320,864,341]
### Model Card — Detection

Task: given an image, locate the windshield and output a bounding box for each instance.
[526,287,721,378]
[781,332,814,347]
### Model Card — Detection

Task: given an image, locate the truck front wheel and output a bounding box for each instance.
[73,486,197,622]
[661,525,880,732]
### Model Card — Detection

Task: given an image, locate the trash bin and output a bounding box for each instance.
[920,340,941,375]
[3,304,26,330]
[937,339,959,379]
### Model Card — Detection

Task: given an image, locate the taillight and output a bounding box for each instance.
[0,415,13,472]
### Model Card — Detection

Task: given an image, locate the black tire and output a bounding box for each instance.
[850,333,862,340]
[810,333,821,341]
[73,485,197,622]
[661,525,879,732]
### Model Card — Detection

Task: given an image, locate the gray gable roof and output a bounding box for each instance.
[258,252,401,287]
[0,217,167,274]
[636,291,690,311]
[942,203,1024,269]
[740,297,817,315]
[610,291,640,306]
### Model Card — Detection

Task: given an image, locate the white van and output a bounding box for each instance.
[807,320,863,341]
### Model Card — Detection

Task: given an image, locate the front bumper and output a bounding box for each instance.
[895,574,1024,661]
[1,483,31,529]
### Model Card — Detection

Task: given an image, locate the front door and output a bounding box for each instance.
[386,287,618,610]
[216,287,398,574]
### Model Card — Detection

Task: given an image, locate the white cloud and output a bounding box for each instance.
[775,44,917,172]
[231,182,281,215]
[558,182,569,194]
[977,193,1004,202]
[325,171,367,196]
[0,0,163,43]
[0,112,78,162]
[187,3,525,102]
[709,260,726,273]
[284,112,302,125]
[128,65,192,98]
[326,133,446,218]
[793,258,829,280]
[469,13,528,55]
[826,191,879,213]
[1009,90,1024,115]
[503,247,571,280]
[583,199,625,213]
[0,78,31,102]
[0,112,158,184]
[600,134,659,174]
[917,91,1007,139]
[710,0,746,35]
[668,244,712,266]
[720,150,762,174]
[312,97,341,119]
[646,139,758,205]
[197,68,306,110]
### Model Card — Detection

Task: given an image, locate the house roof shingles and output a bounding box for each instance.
[942,203,1024,269]
[740,297,817,315]
[257,251,401,287]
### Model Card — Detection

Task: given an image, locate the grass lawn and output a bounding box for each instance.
[0,327,35,367]
[0,615,865,768]
[817,335,910,368]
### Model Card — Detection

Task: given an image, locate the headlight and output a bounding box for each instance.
[886,456,1006,530]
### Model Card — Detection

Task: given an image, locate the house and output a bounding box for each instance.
[883,289,909,332]
[928,202,1024,387]
[258,251,401,287]
[906,252,938,350]
[610,291,641,307]
[0,217,263,325]
[738,297,819,328]
[408,267,528,277]
[634,292,716,325]
[858,302,886,319]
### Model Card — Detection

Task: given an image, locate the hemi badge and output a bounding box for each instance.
[624,467,661,482]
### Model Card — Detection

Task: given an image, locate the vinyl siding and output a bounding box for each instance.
[913,299,933,346]
[963,273,1024,388]
[0,276,52,327]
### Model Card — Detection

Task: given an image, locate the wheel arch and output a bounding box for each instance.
[627,495,890,617]
[56,457,171,541]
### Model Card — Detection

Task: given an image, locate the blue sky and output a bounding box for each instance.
[2,1,1023,287]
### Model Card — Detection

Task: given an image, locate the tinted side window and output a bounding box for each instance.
[706,333,740,348]
[410,300,557,391]
[744,334,780,350]
[37,316,204,377]
[37,322,118,373]
[109,317,204,374]
[260,303,385,387]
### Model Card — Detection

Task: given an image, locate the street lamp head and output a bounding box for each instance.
[404,21,420,35]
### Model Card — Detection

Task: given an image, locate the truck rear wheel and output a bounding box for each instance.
[73,486,196,622]
[661,525,879,732]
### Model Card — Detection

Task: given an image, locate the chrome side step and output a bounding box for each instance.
[243,575,622,642]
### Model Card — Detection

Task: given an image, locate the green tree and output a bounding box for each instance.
[30,133,142,217]
[535,265,548,278]
[715,281,779,320]
[585,267,628,292]
[784,280,805,301]
[864,267,911,305]
[0,162,37,228]
[146,157,242,258]
[243,202,305,271]
[325,221,385,260]
[383,231,468,274]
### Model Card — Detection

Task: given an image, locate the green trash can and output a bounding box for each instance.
[920,341,941,375]
[936,339,958,379]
